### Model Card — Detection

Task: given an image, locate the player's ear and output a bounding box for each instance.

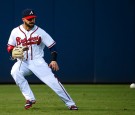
[22,18,25,22]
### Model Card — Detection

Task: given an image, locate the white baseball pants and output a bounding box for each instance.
[11,58,76,107]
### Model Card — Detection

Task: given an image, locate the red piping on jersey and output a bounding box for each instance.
[48,42,56,48]
[19,26,28,60]
[18,26,39,60]
[30,27,38,60]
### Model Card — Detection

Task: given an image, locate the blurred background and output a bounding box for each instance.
[0,0,135,84]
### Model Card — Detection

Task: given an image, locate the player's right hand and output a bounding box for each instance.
[49,61,59,71]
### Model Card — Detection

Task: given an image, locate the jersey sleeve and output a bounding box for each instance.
[41,30,56,48]
[8,29,16,46]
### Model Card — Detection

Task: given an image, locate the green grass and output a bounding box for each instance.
[0,84,135,115]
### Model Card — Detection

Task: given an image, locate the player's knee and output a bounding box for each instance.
[11,70,26,86]
[11,68,21,76]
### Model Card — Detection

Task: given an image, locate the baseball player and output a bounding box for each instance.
[7,8,78,110]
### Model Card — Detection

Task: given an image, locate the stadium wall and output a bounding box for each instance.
[0,0,135,83]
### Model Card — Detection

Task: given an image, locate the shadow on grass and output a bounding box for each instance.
[30,107,67,111]
[30,106,79,112]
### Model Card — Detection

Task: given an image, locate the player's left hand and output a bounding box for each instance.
[49,61,59,71]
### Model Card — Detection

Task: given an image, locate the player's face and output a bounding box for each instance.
[24,18,35,28]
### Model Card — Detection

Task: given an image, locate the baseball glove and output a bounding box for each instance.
[12,46,29,59]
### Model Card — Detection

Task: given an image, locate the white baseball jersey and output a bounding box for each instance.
[8,25,56,60]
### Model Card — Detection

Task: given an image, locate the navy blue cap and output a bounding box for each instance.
[22,9,36,19]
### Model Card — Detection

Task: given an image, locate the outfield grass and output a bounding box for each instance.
[0,84,135,115]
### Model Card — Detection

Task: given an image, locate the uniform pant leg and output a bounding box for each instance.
[29,58,76,107]
[11,61,36,101]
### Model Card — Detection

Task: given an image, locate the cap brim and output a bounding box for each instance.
[24,15,37,19]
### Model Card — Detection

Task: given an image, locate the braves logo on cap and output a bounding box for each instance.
[22,8,37,19]
[29,11,34,15]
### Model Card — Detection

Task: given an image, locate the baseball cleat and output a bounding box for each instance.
[24,100,36,109]
[68,105,78,110]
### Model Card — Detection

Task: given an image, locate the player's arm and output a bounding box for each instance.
[7,29,16,54]
[48,45,59,71]
[49,45,57,61]
[7,44,15,54]
[7,45,15,60]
